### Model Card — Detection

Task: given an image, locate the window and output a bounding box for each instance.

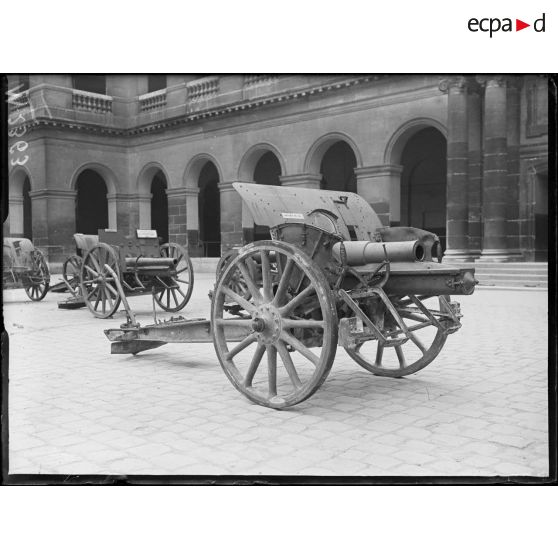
[148,75,167,93]
[72,75,106,95]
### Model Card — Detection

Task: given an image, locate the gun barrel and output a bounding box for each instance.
[332,241,424,265]
[124,257,178,268]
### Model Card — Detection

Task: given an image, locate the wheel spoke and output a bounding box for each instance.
[225,332,257,360]
[105,282,119,297]
[282,318,324,329]
[244,344,266,387]
[236,261,262,302]
[267,345,277,397]
[280,330,319,366]
[84,264,99,278]
[260,250,273,302]
[408,333,427,354]
[273,258,295,305]
[276,341,302,389]
[280,284,316,316]
[395,345,407,368]
[375,343,384,365]
[171,288,179,307]
[221,286,257,313]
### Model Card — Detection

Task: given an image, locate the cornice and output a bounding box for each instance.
[16,76,390,139]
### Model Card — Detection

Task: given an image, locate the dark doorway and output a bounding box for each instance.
[320,141,357,192]
[75,169,108,234]
[400,128,447,250]
[150,170,168,243]
[534,172,548,261]
[198,162,221,257]
[253,151,281,241]
[23,177,32,239]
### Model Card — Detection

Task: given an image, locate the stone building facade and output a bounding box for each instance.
[5,74,549,267]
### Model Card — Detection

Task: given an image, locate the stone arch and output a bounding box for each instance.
[137,162,170,196]
[182,153,223,257]
[70,162,118,196]
[183,153,223,190]
[237,143,286,182]
[304,131,363,175]
[384,118,447,166]
[71,163,117,232]
[7,166,33,237]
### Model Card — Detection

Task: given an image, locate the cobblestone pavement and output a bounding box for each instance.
[4,274,549,477]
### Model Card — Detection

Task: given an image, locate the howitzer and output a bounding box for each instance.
[3,238,50,301]
[57,229,194,318]
[104,183,477,409]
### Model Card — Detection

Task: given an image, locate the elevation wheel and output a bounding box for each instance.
[153,243,194,312]
[212,240,338,409]
[80,243,122,318]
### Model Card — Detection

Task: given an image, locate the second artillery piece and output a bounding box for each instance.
[104,183,477,410]
[58,229,194,318]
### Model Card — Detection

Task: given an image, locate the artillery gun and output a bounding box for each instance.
[104,183,477,409]
[57,229,194,318]
[3,238,50,301]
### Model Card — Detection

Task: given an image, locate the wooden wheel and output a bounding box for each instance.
[62,255,83,295]
[24,249,50,301]
[344,295,450,378]
[212,241,338,409]
[153,243,194,312]
[80,243,122,318]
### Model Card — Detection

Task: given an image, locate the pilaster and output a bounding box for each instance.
[354,165,402,226]
[166,187,188,247]
[219,181,243,253]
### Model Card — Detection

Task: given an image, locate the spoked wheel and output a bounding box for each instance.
[344,295,452,378]
[153,243,194,312]
[62,255,83,295]
[216,249,250,301]
[80,243,122,318]
[24,250,50,301]
[212,241,338,409]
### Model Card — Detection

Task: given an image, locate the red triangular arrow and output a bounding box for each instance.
[516,19,530,31]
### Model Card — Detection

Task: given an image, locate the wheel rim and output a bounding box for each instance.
[62,255,83,295]
[212,241,337,409]
[80,243,121,318]
[24,250,50,301]
[153,243,194,312]
[344,295,450,377]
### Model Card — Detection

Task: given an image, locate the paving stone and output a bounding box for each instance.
[5,283,548,477]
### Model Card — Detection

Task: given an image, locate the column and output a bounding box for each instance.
[478,76,513,261]
[354,165,402,226]
[440,76,472,261]
[107,193,139,234]
[219,181,243,254]
[166,187,188,247]
[29,189,76,267]
[279,173,322,189]
[137,194,153,230]
[185,187,202,255]
[467,80,483,259]
[506,77,523,259]
[8,195,24,236]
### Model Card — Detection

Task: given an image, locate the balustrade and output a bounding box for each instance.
[186,77,220,101]
[139,90,167,112]
[243,74,277,87]
[72,89,113,113]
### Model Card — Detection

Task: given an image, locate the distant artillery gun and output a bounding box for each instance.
[3,238,50,301]
[105,183,477,409]
[57,229,194,318]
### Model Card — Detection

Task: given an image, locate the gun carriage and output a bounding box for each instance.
[58,229,194,318]
[105,183,477,409]
[3,238,50,301]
